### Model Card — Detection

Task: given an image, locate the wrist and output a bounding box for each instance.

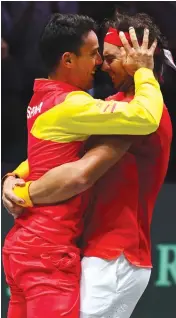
[13,181,33,207]
[2,173,19,187]
[29,180,50,205]
[28,181,39,205]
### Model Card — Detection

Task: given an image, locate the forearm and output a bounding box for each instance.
[13,136,133,206]
[29,161,89,204]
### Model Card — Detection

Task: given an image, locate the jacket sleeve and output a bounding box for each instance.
[60,68,163,135]
[13,159,29,179]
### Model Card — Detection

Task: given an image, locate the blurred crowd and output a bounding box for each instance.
[1,1,176,181]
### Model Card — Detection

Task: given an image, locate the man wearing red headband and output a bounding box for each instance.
[2,12,174,318]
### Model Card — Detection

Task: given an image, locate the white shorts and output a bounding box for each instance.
[80,254,151,318]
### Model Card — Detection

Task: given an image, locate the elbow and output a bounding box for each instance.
[140,111,161,135]
[146,97,164,133]
[134,118,159,136]
[147,118,159,134]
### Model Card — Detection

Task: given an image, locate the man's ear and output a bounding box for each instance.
[62,52,74,68]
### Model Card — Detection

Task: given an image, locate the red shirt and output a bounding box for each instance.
[83,92,172,267]
[16,80,90,247]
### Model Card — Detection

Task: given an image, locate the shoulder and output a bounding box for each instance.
[66,91,94,103]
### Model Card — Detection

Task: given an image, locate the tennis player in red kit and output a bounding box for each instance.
[80,15,173,317]
[1,13,170,317]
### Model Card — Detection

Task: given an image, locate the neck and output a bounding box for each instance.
[119,77,134,97]
[49,72,68,83]
[49,67,77,87]
[125,84,134,97]
[49,71,84,90]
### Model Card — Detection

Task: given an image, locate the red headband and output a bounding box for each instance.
[104,27,131,47]
[104,27,160,54]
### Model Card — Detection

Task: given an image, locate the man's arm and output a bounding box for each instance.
[61,68,163,136]
[31,69,163,144]
[13,136,133,206]
[36,29,163,138]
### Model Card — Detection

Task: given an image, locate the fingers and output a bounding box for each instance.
[149,39,157,55]
[120,47,127,65]
[141,29,149,50]
[2,177,25,206]
[3,196,16,211]
[3,196,24,215]
[14,178,25,187]
[4,189,25,205]
[129,27,140,50]
[2,176,26,218]
[119,31,133,53]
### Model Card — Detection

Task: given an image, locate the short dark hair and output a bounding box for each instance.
[105,12,168,79]
[39,13,97,74]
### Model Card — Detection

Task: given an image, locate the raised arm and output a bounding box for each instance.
[62,68,163,136]
[55,28,163,136]
[31,68,162,144]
